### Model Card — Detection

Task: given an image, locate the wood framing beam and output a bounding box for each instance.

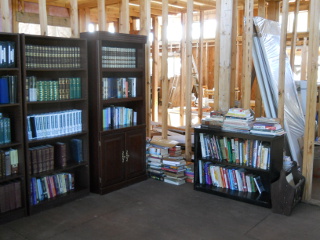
[277,0,289,126]
[139,0,150,36]
[79,8,86,32]
[180,13,186,126]
[230,0,238,108]
[70,0,79,37]
[255,0,265,117]
[290,0,300,71]
[300,37,308,80]
[213,0,221,111]
[98,0,107,31]
[161,0,169,139]
[119,0,129,33]
[242,0,253,109]
[139,0,151,137]
[198,10,204,122]
[152,16,159,122]
[12,0,19,33]
[258,0,266,17]
[266,0,280,21]
[0,0,11,32]
[303,0,320,202]
[39,0,48,35]
[16,12,70,27]
[185,0,193,161]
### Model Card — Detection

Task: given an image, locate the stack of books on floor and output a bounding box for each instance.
[185,162,194,183]
[250,117,285,136]
[201,111,224,129]
[146,143,168,182]
[222,108,254,133]
[162,157,187,185]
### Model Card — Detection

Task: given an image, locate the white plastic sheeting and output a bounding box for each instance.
[252,17,305,167]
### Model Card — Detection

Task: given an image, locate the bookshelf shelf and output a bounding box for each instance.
[0,173,24,183]
[20,34,90,215]
[28,187,88,215]
[0,33,27,223]
[102,97,144,104]
[194,127,284,208]
[81,31,147,195]
[26,68,87,72]
[30,161,89,178]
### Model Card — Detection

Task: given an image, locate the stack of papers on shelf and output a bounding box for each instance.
[222,108,254,133]
[250,117,285,136]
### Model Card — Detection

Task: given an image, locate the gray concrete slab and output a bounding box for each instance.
[1,179,320,240]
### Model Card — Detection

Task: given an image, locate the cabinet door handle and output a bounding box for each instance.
[122,151,125,163]
[125,150,130,162]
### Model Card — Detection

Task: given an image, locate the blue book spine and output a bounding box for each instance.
[0,77,9,104]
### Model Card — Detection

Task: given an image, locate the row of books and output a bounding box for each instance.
[0,181,21,213]
[28,139,83,175]
[101,46,136,68]
[102,77,136,100]
[0,76,17,104]
[0,114,11,144]
[30,173,74,205]
[27,109,82,140]
[25,45,81,69]
[0,41,15,68]
[199,133,271,170]
[102,106,137,129]
[199,161,265,193]
[26,76,81,102]
[0,149,18,177]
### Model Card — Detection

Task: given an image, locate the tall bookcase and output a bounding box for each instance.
[20,34,90,215]
[80,31,147,194]
[0,33,27,223]
[194,127,284,208]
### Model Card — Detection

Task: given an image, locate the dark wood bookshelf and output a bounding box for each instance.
[20,34,90,215]
[0,33,27,223]
[194,127,284,208]
[80,31,147,195]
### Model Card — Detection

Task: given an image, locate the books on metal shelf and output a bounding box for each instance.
[101,46,136,68]
[25,45,81,69]
[102,106,137,129]
[0,148,18,177]
[0,41,15,68]
[198,133,271,170]
[0,75,17,104]
[0,180,22,213]
[102,77,136,99]
[26,109,82,140]
[26,76,81,102]
[30,172,75,205]
[198,161,264,193]
[0,113,11,144]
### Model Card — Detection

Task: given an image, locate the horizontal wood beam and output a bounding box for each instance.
[16,11,70,27]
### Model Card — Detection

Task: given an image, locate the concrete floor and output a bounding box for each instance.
[1,179,320,240]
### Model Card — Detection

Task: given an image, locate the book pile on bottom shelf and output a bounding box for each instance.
[0,180,22,213]
[198,160,265,194]
[30,173,74,205]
